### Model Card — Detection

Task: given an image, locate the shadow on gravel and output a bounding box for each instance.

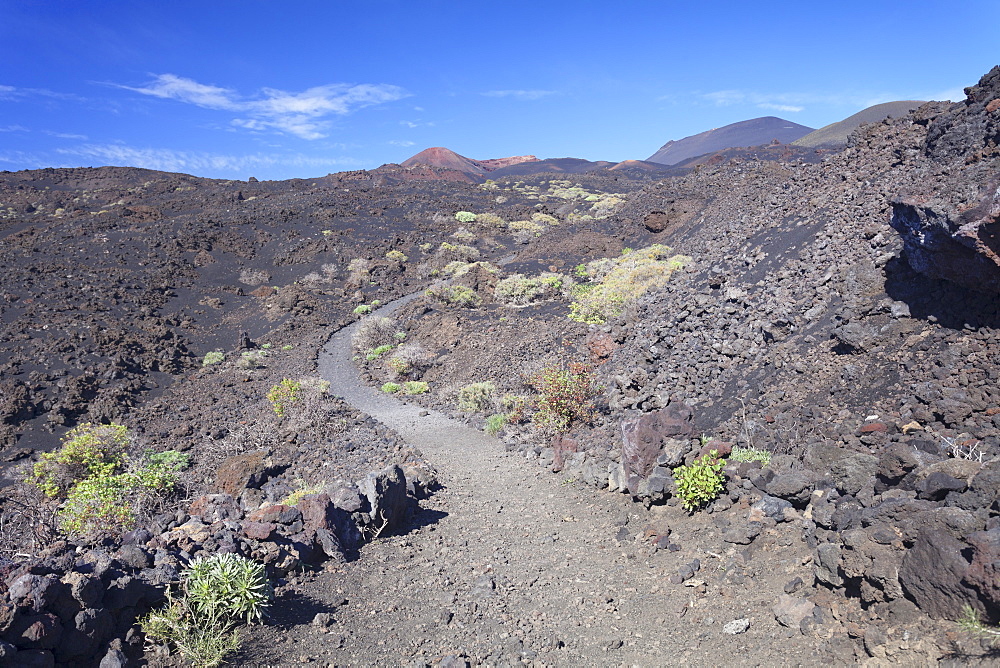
[885,256,1000,330]
[937,644,1000,666]
[401,505,448,535]
[261,590,334,630]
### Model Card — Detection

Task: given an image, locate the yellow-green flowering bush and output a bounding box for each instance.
[673,450,726,511]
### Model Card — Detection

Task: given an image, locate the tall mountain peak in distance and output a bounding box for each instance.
[647,116,814,165]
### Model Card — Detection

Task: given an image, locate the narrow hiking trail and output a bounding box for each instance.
[237,295,827,667]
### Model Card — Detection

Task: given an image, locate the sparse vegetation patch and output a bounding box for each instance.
[569,244,690,324]
[526,361,598,434]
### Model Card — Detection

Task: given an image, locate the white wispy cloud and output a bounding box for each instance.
[482,89,555,100]
[117,74,410,140]
[699,89,904,113]
[0,124,29,132]
[0,84,85,102]
[44,130,89,140]
[388,140,415,147]
[400,120,435,129]
[757,103,804,113]
[53,143,366,174]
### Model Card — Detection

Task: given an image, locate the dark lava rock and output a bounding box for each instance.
[964,528,1000,609]
[899,529,980,619]
[358,464,408,533]
[620,404,694,490]
[915,471,967,500]
[215,450,280,497]
[772,594,815,629]
[766,471,816,506]
[784,577,804,594]
[752,494,793,522]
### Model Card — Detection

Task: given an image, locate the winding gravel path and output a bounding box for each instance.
[241,294,825,666]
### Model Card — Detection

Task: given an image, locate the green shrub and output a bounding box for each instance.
[237,349,268,370]
[385,249,408,262]
[353,304,373,315]
[454,211,477,223]
[202,351,224,367]
[185,553,273,624]
[958,604,1000,646]
[458,382,496,412]
[352,316,396,353]
[475,212,505,227]
[266,379,301,417]
[56,448,188,536]
[280,484,321,507]
[508,220,545,235]
[140,553,272,667]
[568,245,691,324]
[437,241,480,263]
[673,451,726,512]
[442,260,472,275]
[500,394,529,423]
[387,356,410,375]
[494,272,569,306]
[381,382,402,393]
[527,361,598,434]
[484,413,507,435]
[59,474,132,534]
[452,228,477,243]
[29,422,128,498]
[425,285,481,308]
[590,194,625,218]
[366,344,395,361]
[402,381,430,395]
[347,258,370,274]
[730,446,771,467]
[140,592,240,668]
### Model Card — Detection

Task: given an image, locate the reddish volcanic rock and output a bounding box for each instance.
[401,147,538,177]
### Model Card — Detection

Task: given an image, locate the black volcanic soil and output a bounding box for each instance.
[4,67,1000,668]
[0,168,619,469]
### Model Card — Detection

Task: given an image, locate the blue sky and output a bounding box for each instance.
[1,1,997,180]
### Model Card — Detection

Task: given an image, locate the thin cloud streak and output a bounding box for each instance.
[0,84,85,102]
[757,103,804,113]
[116,74,410,140]
[699,89,913,112]
[52,143,366,175]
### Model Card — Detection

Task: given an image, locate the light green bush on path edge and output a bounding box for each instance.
[140,553,272,667]
[485,413,507,435]
[458,381,496,412]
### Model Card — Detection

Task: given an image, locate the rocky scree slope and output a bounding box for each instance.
[362,68,1000,662]
[0,167,547,465]
[0,163,656,665]
[547,68,1000,643]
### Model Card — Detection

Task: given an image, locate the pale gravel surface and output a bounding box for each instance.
[235,294,829,667]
